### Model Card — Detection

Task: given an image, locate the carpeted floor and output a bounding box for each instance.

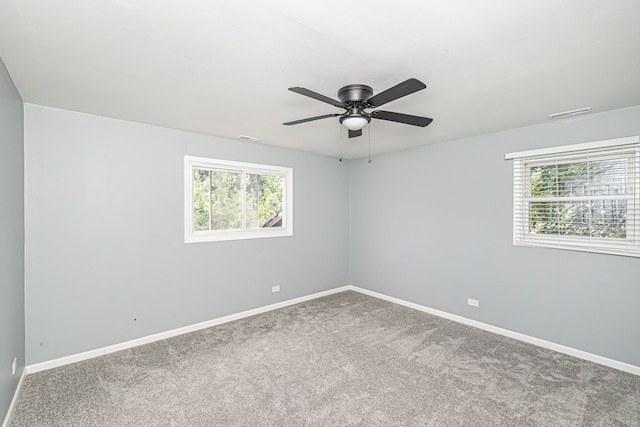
[10,291,640,426]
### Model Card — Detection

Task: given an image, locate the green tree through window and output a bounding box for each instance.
[193,169,284,232]
[246,174,283,229]
[528,158,628,238]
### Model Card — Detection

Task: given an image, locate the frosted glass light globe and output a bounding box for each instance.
[341,116,369,131]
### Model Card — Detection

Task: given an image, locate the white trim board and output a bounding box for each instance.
[2,368,26,427]
[349,286,640,376]
[26,286,350,374]
[504,135,639,159]
[24,284,639,377]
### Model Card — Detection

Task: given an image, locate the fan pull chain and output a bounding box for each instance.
[368,122,372,163]
[339,124,343,162]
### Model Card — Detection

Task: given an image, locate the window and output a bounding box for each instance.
[184,156,293,242]
[505,136,640,257]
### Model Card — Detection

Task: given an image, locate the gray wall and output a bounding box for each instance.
[24,105,350,364]
[0,58,25,419]
[22,100,640,368]
[350,106,640,367]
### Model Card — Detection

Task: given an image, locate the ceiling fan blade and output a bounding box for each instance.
[371,110,433,127]
[288,87,345,108]
[366,78,426,108]
[283,113,342,126]
[348,129,362,138]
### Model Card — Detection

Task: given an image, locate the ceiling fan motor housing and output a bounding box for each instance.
[338,84,373,104]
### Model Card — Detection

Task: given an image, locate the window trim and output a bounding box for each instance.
[505,136,640,160]
[184,156,293,243]
[505,136,640,257]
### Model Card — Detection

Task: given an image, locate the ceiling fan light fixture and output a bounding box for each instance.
[284,78,431,139]
[340,115,370,131]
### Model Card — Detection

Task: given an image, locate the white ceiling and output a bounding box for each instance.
[1,1,639,159]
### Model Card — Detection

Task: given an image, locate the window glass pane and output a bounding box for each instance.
[529,164,557,197]
[530,162,591,197]
[591,199,627,238]
[246,174,284,229]
[210,170,242,231]
[529,201,626,238]
[589,158,628,196]
[193,169,211,231]
[530,158,631,198]
[557,161,589,197]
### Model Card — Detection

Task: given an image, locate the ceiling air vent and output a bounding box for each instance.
[236,135,262,142]
[548,107,591,120]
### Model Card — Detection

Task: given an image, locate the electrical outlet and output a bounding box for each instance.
[467,298,479,307]
[272,285,280,293]
[12,357,17,376]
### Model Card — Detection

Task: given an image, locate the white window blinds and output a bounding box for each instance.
[506,136,640,257]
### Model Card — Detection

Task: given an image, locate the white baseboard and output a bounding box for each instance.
[25,284,639,377]
[2,368,26,427]
[26,286,350,374]
[348,285,640,376]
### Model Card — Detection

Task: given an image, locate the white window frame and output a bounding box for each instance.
[505,136,640,257]
[184,156,293,243]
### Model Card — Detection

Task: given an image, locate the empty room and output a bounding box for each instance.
[1,1,639,425]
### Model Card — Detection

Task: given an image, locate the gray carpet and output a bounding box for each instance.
[10,291,640,426]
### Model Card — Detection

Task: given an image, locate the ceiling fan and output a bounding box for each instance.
[283,78,433,138]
